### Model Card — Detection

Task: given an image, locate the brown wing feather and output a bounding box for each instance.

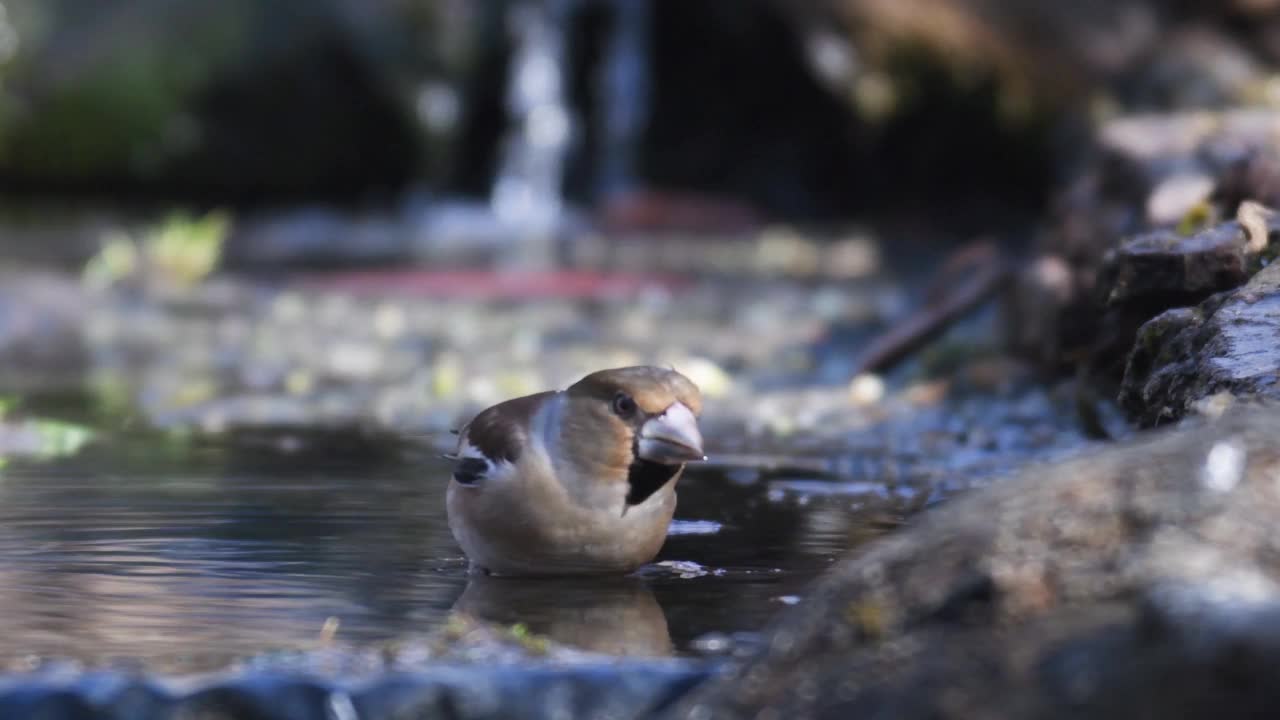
[461,391,556,463]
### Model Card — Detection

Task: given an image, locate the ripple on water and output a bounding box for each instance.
[766,477,924,501]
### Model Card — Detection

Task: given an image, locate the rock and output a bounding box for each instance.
[1010,109,1280,373]
[352,664,710,720]
[667,406,1280,719]
[1120,261,1280,426]
[1050,208,1278,384]
[0,661,712,720]
[0,612,708,718]
[1099,220,1263,309]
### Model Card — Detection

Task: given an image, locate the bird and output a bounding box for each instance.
[445,365,705,576]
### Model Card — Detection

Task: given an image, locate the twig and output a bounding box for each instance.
[852,240,1011,376]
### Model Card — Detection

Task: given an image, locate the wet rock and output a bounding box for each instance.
[1012,110,1280,374]
[1120,261,1280,426]
[0,610,712,719]
[667,406,1280,719]
[0,662,712,720]
[352,664,710,720]
[1099,217,1268,309]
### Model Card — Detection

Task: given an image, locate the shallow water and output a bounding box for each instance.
[0,432,903,674]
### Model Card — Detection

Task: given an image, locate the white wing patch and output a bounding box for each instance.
[458,437,487,461]
[451,436,515,488]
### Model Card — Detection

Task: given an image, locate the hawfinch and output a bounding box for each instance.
[446,366,705,576]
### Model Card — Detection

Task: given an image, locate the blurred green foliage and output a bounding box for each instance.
[0,0,246,181]
[0,0,442,195]
[0,393,95,463]
[83,209,231,289]
[28,415,93,458]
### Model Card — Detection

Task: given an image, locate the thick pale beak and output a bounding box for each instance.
[637,401,705,464]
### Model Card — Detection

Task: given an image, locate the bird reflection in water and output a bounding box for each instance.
[451,574,673,657]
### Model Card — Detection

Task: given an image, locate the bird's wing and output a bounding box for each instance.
[451,391,556,486]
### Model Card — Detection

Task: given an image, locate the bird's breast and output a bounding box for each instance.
[446,463,678,575]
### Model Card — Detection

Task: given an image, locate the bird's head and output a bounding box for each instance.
[561,366,705,479]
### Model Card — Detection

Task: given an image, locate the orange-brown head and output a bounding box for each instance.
[557,366,704,502]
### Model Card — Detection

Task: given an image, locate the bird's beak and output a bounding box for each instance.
[637,401,705,464]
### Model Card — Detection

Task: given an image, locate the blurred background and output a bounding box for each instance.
[2,0,1280,678]
[0,0,1273,259]
[0,0,1061,248]
[1,0,1278,427]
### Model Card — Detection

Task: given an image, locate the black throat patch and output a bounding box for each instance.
[625,459,681,506]
[452,457,488,486]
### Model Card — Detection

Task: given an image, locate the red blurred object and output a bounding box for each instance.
[598,189,763,234]
[295,269,692,300]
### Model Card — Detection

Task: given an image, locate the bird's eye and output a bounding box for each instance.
[611,392,637,417]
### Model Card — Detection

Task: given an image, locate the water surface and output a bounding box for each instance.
[0,432,900,673]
